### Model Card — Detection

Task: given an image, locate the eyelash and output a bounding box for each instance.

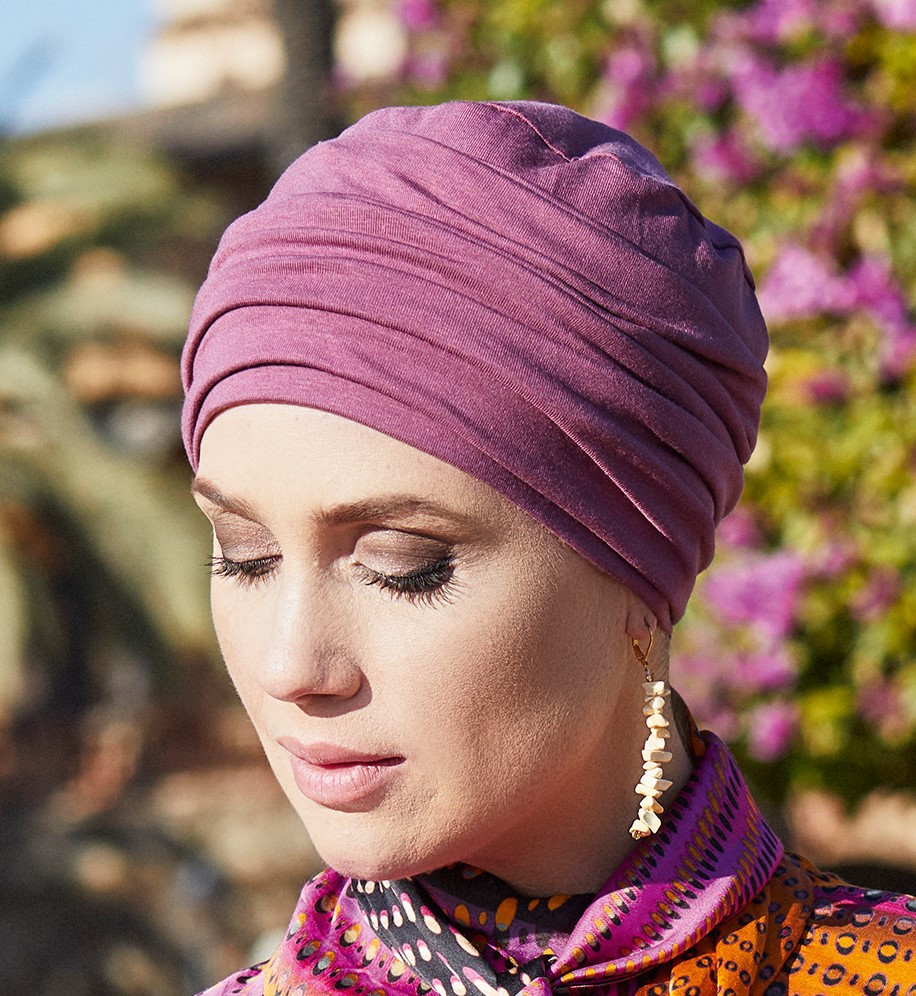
[207,555,280,587]
[207,554,457,605]
[357,555,457,606]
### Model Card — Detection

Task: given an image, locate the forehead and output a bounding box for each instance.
[196,403,524,528]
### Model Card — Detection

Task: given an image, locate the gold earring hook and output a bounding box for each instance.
[632,630,654,682]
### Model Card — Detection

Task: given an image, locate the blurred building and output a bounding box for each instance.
[35,0,408,175]
[140,0,286,109]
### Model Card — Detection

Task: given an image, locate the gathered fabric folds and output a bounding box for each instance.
[196,731,916,996]
[181,101,769,629]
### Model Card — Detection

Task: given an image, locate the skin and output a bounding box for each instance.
[193,403,691,896]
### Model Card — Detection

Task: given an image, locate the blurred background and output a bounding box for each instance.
[0,0,914,991]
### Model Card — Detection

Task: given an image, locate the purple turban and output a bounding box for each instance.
[182,100,768,631]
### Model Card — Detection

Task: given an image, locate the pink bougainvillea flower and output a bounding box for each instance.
[882,327,916,377]
[821,4,866,36]
[735,0,863,41]
[848,255,916,376]
[747,700,799,761]
[698,702,742,742]
[732,54,866,152]
[733,649,798,693]
[850,255,909,326]
[598,44,656,130]
[693,77,730,111]
[810,537,859,579]
[717,507,763,549]
[871,0,916,29]
[801,368,852,406]
[692,128,760,183]
[758,245,854,322]
[396,0,438,31]
[404,50,449,88]
[676,650,731,686]
[704,550,806,639]
[813,152,898,245]
[835,150,896,199]
[857,679,908,739]
[857,679,896,725]
[744,0,818,42]
[761,249,914,372]
[605,43,653,86]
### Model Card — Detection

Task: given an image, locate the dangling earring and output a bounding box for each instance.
[629,631,673,840]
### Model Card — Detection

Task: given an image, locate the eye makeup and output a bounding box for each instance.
[208,553,281,586]
[207,525,460,607]
[204,513,282,588]
[350,528,458,605]
[356,554,457,606]
[208,550,458,605]
[194,475,470,606]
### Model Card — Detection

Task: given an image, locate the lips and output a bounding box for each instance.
[278,737,405,811]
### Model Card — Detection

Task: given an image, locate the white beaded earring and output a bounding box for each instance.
[629,631,673,840]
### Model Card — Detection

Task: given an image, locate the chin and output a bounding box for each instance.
[304,814,464,882]
[313,839,434,882]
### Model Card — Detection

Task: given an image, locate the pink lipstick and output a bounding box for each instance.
[278,738,404,810]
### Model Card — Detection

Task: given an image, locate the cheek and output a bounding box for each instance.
[513,563,618,693]
[371,563,620,764]
[211,586,244,666]
[209,583,271,713]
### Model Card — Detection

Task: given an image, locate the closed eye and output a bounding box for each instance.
[357,556,457,606]
[208,554,281,586]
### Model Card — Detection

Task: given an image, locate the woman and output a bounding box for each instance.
[182,101,915,995]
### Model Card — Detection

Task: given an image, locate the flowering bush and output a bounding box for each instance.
[343,0,916,804]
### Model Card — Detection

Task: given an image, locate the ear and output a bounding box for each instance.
[624,593,657,643]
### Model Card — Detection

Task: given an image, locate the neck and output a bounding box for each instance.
[460,692,696,898]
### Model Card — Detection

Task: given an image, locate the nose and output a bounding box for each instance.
[256,572,363,703]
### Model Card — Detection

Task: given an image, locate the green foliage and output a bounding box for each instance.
[0,132,220,719]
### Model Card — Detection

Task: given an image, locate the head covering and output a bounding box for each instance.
[182,100,768,630]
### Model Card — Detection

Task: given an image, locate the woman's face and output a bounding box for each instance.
[194,404,647,894]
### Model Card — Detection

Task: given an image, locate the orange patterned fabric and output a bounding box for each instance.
[631,852,916,996]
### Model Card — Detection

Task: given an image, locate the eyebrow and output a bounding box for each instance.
[190,477,474,530]
[316,496,474,530]
[191,477,261,520]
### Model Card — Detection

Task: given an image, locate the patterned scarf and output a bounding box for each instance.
[203,730,914,995]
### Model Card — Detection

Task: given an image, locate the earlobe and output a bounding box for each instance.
[625,595,657,643]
